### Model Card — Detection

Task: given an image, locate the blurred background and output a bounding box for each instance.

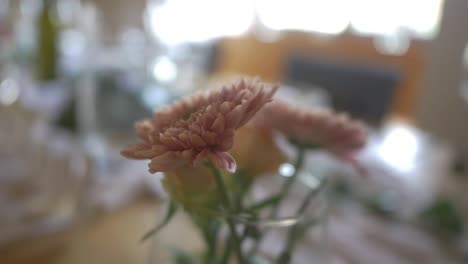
[1,0,468,263]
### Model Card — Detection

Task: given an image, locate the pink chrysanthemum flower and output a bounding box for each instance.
[121,78,278,173]
[255,100,367,156]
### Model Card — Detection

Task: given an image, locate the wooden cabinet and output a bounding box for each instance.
[215,32,427,120]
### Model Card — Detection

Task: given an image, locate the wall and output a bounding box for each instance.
[416,0,468,151]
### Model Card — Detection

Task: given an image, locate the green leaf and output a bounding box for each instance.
[246,195,281,213]
[140,200,178,242]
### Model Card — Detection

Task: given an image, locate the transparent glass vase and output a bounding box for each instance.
[148,164,332,264]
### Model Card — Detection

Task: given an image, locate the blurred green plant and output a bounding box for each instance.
[419,199,464,239]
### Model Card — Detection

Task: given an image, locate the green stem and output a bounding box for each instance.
[202,226,216,263]
[220,235,233,264]
[207,162,245,264]
[233,170,248,213]
[190,211,218,263]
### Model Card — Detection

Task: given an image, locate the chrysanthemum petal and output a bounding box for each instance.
[254,100,367,155]
[121,77,278,173]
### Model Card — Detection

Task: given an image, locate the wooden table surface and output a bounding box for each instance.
[1,199,464,264]
[0,199,160,264]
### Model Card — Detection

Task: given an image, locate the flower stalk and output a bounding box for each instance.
[207,162,245,264]
[121,77,368,264]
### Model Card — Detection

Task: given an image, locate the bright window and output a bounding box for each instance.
[256,0,444,39]
[146,0,255,45]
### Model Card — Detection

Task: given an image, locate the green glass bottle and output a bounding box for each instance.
[36,0,58,81]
